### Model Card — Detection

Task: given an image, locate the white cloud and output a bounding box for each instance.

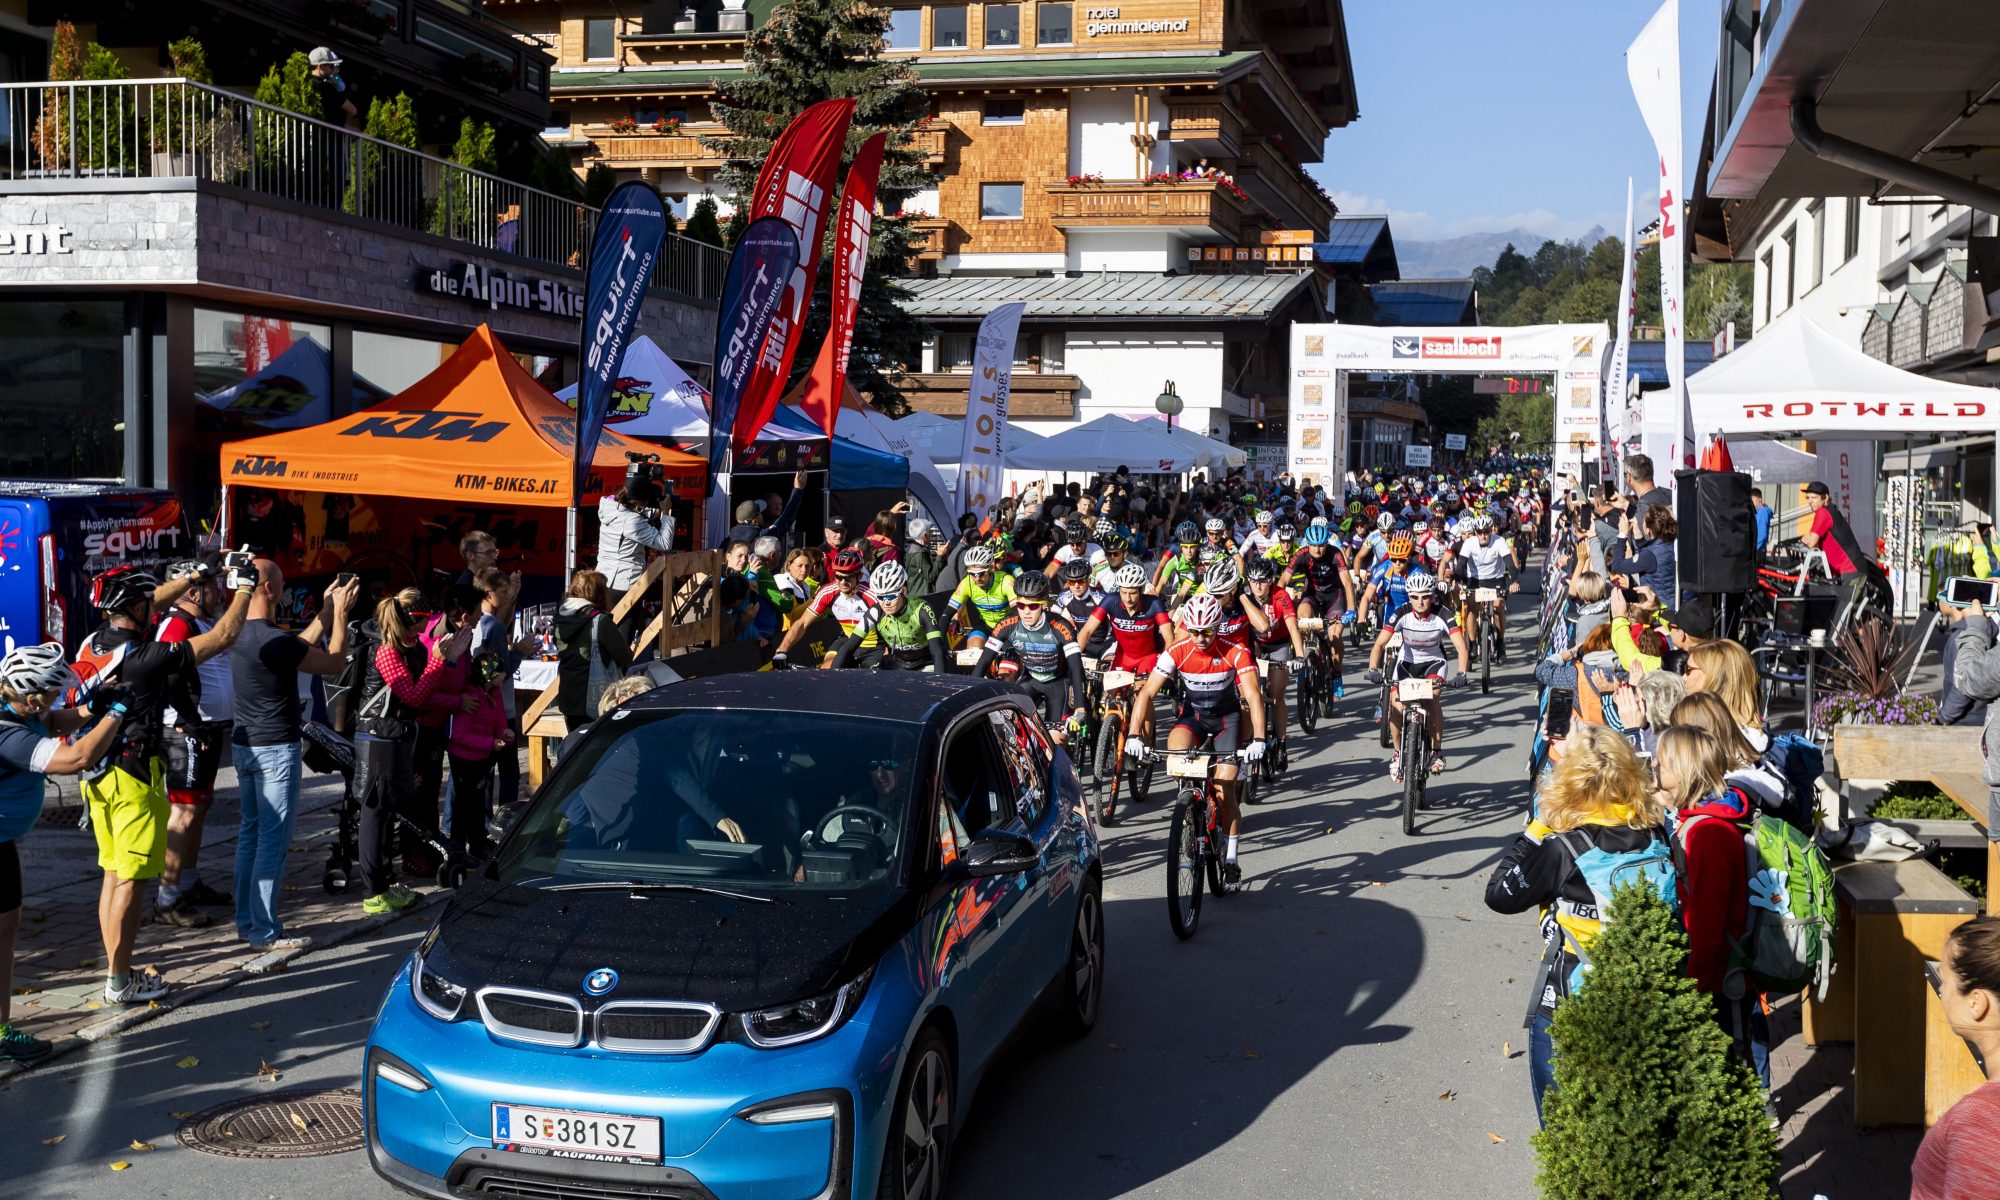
[1321,184,1614,245]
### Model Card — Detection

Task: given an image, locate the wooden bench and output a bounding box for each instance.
[1924,960,1990,1127]
[1835,724,1997,916]
[1803,858,1978,1127]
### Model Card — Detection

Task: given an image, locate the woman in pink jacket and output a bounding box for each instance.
[444,650,511,859]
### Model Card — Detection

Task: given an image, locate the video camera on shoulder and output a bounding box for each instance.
[624,451,672,504]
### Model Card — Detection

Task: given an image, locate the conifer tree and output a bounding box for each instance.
[682,195,726,248]
[1534,884,1778,1200]
[705,0,931,411]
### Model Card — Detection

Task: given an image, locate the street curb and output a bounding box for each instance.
[0,890,434,1082]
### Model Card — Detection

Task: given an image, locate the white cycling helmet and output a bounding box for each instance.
[1178,592,1224,631]
[1254,509,1273,526]
[1309,515,1331,531]
[964,545,996,571]
[1204,517,1227,534]
[1405,572,1438,597]
[1113,563,1148,590]
[1377,512,1395,531]
[1,641,77,698]
[1203,560,1241,593]
[868,561,907,599]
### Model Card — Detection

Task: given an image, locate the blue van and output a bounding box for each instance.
[0,484,196,654]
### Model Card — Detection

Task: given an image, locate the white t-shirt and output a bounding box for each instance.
[1459,537,1513,581]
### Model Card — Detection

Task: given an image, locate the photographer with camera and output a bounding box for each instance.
[596,453,676,641]
[75,553,257,1005]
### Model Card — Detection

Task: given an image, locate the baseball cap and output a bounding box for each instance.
[1802,480,1830,496]
[825,515,847,531]
[1667,596,1717,640]
[308,46,343,66]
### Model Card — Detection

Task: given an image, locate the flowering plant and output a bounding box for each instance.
[1812,690,1940,728]
[1064,173,1103,187]
[610,116,639,133]
[889,207,932,220]
[1216,178,1250,202]
[1143,172,1178,186]
[651,116,682,133]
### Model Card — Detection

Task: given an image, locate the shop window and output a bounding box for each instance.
[932,6,968,48]
[0,299,126,481]
[980,182,1023,219]
[983,97,1025,126]
[193,308,340,429]
[1037,1,1072,44]
[584,17,616,60]
[886,8,922,49]
[354,329,458,396]
[985,3,1020,46]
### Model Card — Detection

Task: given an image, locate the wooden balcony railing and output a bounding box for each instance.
[1044,179,1249,241]
[912,121,949,164]
[907,217,948,261]
[588,127,729,168]
[898,372,1080,419]
[1164,100,1243,158]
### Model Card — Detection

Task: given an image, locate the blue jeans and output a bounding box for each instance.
[232,742,301,946]
[1529,1011,1557,1125]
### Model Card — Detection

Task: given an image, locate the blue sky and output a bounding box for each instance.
[1304,0,1718,243]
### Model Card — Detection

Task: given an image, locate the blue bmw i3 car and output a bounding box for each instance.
[364,671,1104,1200]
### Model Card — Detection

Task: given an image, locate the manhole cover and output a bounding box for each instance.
[175,1087,365,1159]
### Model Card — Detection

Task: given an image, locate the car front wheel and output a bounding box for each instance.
[880,1029,954,1200]
[1055,876,1105,1038]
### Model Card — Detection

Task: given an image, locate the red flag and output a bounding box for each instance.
[800,132,886,439]
[1699,432,1733,473]
[731,98,855,451]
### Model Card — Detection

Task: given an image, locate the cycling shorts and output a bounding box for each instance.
[1108,650,1158,677]
[843,645,885,670]
[1255,643,1295,665]
[163,720,230,805]
[1171,706,1241,752]
[1301,588,1347,618]
[1021,676,1068,725]
[83,759,168,882]
[1391,657,1447,689]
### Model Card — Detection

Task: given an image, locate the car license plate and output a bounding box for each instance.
[492,1103,662,1165]
[1165,753,1207,779]
[1397,678,1436,702]
[1474,587,1500,603]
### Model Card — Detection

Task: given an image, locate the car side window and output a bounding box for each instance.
[987,708,1048,825]
[940,718,1009,839]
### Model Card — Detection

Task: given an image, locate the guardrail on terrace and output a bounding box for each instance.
[0,78,727,301]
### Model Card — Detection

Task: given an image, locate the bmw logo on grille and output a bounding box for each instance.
[582,967,619,997]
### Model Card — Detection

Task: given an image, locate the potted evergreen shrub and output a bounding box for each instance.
[150,38,212,178]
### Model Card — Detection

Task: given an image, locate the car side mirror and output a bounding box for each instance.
[960,829,1037,877]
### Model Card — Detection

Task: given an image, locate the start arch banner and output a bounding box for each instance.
[1288,323,1611,486]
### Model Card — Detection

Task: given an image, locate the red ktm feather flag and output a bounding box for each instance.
[730,98,855,451]
[800,132,887,439]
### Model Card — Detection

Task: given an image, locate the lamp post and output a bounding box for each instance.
[1154,380,1183,431]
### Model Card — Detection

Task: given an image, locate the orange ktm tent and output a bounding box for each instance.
[218,324,703,506]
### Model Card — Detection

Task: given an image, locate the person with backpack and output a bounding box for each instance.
[1655,725,1769,1088]
[1949,596,2000,825]
[0,644,132,1061]
[1486,724,1676,1122]
[1669,693,1786,816]
[553,569,631,729]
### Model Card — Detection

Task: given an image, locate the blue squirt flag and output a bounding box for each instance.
[575,181,669,505]
[706,216,801,491]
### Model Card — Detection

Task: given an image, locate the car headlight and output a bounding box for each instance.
[411,952,469,1021]
[741,967,873,1049]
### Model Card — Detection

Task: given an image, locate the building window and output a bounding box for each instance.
[980,182,1023,219]
[1805,199,1824,290]
[938,332,973,370]
[0,299,127,481]
[1039,332,1065,372]
[886,8,921,49]
[353,329,458,396]
[985,3,1020,46]
[584,17,616,60]
[983,97,1025,125]
[932,6,968,47]
[1843,197,1862,262]
[1780,225,1796,312]
[1038,2,1072,44]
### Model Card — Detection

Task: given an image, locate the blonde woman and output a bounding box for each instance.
[1486,724,1674,1121]
[1655,724,1770,1088]
[1684,639,1766,751]
[1667,692,1785,815]
[1567,571,1611,646]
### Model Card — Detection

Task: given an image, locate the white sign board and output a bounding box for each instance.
[1287,323,1609,482]
[1443,433,1467,451]
[1404,444,1433,467]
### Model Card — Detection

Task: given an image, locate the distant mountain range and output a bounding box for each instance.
[1394,225,1608,280]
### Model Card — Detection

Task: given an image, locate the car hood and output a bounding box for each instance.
[431,879,915,1011]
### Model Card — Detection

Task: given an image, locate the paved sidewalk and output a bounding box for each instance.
[5,764,437,1076]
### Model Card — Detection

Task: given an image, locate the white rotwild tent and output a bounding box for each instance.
[1009,414,1207,474]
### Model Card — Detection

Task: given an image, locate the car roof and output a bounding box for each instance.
[621,669,1020,727]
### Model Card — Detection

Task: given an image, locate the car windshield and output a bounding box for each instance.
[494,709,919,894]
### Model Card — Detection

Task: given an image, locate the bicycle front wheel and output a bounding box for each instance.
[1092,712,1124,826]
[1400,715,1425,836]
[1166,793,1204,940]
[1296,661,1319,735]
[1480,624,1493,694]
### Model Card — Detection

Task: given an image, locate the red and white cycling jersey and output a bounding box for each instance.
[1151,636,1257,715]
[805,583,877,632]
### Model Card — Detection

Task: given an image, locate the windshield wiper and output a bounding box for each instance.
[540,881,774,904]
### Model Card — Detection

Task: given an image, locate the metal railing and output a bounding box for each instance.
[0,78,727,301]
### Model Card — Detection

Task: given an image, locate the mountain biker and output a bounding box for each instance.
[1092,533,1135,594]
[828,562,949,672]
[1201,516,1239,566]
[1053,559,1111,658]
[1125,593,1267,891]
[1154,522,1204,604]
[1282,525,1360,698]
[1365,572,1470,781]
[943,545,1017,649]
[1075,563,1170,678]
[973,572,1088,743]
[1453,515,1521,659]
[1240,510,1281,559]
[1355,511,1396,573]
[1360,534,1418,619]
[1194,558,1268,653]
[1265,523,1299,570]
[771,547,875,668]
[1045,519,1107,578]
[1244,558,1304,755]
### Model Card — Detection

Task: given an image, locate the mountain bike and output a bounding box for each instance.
[1471,586,1501,694]
[1294,617,1329,735]
[1087,659,1155,825]
[1149,744,1255,940]
[1374,631,1400,748]
[1393,672,1468,835]
[1253,657,1289,788]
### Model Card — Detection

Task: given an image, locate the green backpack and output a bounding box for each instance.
[1678,810,1839,1000]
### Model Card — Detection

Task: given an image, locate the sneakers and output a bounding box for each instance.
[1331,678,1345,700]
[104,973,170,1005]
[1221,861,1243,893]
[152,899,214,929]
[0,1023,52,1062]
[362,885,418,916]
[182,881,233,907]
[1429,752,1447,776]
[1388,755,1403,784]
[247,935,313,952]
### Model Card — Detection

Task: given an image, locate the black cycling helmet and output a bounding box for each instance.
[92,565,160,615]
[1058,558,1092,583]
[1064,520,1088,545]
[1013,571,1052,601]
[1244,557,1277,583]
[1175,520,1200,545]
[1101,532,1130,553]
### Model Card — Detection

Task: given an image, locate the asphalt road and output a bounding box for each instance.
[1,598,1550,1200]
